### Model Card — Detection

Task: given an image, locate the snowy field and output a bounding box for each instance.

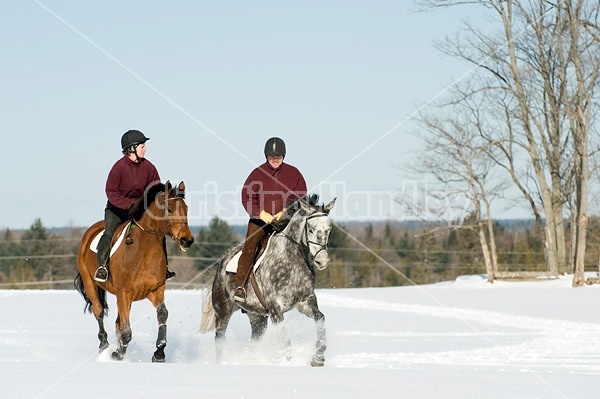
[3,274,600,398]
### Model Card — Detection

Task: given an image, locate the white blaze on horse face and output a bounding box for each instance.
[307,216,332,270]
[164,193,194,251]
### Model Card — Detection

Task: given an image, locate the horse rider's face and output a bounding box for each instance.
[267,155,283,169]
[128,143,146,162]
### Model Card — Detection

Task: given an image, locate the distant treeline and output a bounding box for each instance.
[2,216,600,290]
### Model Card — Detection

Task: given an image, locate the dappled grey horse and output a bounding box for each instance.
[200,194,336,366]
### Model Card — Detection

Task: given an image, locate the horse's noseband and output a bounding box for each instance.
[135,195,188,241]
[304,212,329,259]
[272,210,330,272]
[162,197,189,241]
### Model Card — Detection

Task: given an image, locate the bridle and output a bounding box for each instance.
[133,195,189,242]
[272,210,330,270]
[303,212,330,259]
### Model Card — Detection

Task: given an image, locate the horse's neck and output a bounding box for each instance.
[274,217,314,276]
[136,208,166,235]
[282,217,306,244]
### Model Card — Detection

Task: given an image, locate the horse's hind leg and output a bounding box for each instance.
[78,274,109,352]
[96,315,109,352]
[211,279,235,363]
[89,292,109,351]
[296,294,326,367]
[214,310,233,363]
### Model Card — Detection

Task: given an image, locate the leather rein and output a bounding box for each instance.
[248,210,330,311]
[272,211,329,273]
[132,195,188,242]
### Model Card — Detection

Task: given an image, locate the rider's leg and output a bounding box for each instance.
[234,219,266,302]
[94,208,125,282]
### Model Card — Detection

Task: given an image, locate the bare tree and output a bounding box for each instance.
[415,0,600,285]
[400,92,505,282]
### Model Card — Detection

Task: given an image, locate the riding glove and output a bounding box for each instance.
[273,209,285,222]
[259,210,274,223]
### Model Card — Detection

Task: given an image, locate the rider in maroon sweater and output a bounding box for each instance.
[94,130,175,283]
[241,162,307,218]
[105,154,160,210]
[234,137,307,303]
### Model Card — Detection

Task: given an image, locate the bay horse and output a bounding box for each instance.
[74,181,194,362]
[200,194,336,367]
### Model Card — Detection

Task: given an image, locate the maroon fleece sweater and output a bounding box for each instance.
[241,162,307,218]
[105,155,161,211]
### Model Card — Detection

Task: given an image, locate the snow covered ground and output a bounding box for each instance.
[3,274,600,398]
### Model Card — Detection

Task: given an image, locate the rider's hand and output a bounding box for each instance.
[259,210,274,224]
[273,209,285,222]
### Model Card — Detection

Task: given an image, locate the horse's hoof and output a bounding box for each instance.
[152,346,165,363]
[111,351,124,361]
[310,356,325,367]
[98,342,109,353]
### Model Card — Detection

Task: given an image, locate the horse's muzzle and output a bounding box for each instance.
[179,236,194,251]
[313,252,330,271]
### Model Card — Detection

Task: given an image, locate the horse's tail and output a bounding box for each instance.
[199,287,216,334]
[73,272,109,315]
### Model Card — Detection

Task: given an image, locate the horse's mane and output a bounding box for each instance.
[288,193,320,211]
[272,193,322,230]
[128,183,167,220]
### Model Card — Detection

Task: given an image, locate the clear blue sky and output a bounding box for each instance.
[1,1,485,229]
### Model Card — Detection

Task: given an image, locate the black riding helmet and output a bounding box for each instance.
[121,130,150,153]
[264,137,286,158]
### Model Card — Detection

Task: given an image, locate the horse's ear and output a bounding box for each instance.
[177,181,186,198]
[323,197,336,213]
[165,180,172,193]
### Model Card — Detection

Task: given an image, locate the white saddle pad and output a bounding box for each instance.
[89,223,130,258]
[225,235,273,273]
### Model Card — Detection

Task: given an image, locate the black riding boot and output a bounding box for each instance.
[94,234,111,282]
[94,208,126,283]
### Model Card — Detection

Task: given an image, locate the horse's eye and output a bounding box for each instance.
[167,207,173,214]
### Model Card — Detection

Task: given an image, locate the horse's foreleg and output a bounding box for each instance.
[269,309,292,361]
[296,295,326,367]
[248,314,268,341]
[311,315,326,367]
[112,297,132,361]
[245,313,269,357]
[152,302,168,363]
[111,315,131,360]
[147,289,168,363]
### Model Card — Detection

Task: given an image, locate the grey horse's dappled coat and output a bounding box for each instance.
[200,194,336,366]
